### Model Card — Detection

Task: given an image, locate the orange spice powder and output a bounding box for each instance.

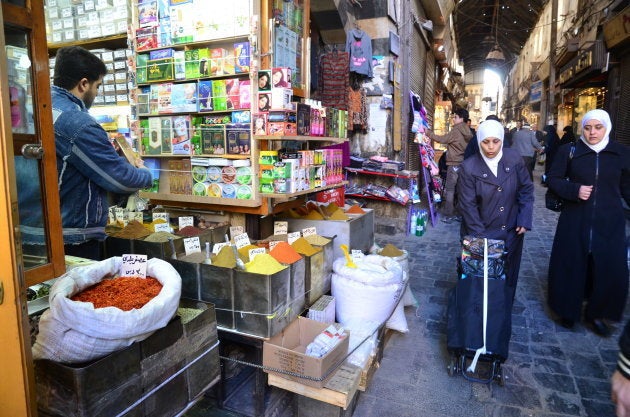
[269,241,302,264]
[71,277,162,311]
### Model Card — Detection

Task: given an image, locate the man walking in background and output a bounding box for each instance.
[511,122,543,180]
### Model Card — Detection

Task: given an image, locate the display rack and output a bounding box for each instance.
[422,166,439,226]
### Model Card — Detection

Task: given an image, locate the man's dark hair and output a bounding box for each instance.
[53,46,108,90]
[485,114,500,122]
[453,108,469,120]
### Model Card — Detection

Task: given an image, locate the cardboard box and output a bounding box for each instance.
[263,316,349,388]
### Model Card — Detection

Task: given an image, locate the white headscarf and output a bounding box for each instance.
[580,109,611,153]
[476,120,504,176]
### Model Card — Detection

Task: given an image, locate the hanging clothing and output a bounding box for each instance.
[345,29,373,78]
[318,51,350,110]
[348,87,368,131]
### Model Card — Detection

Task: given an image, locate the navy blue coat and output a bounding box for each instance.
[547,140,630,322]
[457,148,534,289]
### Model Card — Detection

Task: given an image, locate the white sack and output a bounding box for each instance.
[32,257,182,364]
[332,255,408,333]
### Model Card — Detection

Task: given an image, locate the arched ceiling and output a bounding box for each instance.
[452,0,547,77]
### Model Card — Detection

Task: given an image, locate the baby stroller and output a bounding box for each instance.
[446,237,511,385]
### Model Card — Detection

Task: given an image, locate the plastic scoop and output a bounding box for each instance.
[225,234,245,270]
[340,244,357,268]
[203,242,212,265]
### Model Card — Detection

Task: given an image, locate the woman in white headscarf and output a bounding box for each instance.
[547,109,630,337]
[457,119,534,297]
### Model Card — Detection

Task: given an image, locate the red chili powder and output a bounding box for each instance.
[269,241,302,264]
[71,277,162,311]
[177,225,203,237]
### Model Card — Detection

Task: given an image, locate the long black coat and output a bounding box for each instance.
[547,140,630,322]
[457,148,535,289]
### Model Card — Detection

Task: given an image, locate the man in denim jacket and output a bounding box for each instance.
[52,46,153,259]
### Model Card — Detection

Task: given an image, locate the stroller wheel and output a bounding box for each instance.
[447,355,457,377]
[495,365,505,386]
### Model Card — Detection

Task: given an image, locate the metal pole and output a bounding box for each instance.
[548,0,558,124]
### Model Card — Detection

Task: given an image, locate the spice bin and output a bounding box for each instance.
[35,299,220,417]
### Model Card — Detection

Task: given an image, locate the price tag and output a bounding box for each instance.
[233,232,251,249]
[287,231,301,245]
[212,242,230,255]
[351,249,364,263]
[179,216,194,229]
[268,240,281,251]
[154,223,171,233]
[249,247,266,261]
[302,227,317,237]
[153,212,169,223]
[121,254,147,278]
[115,207,125,222]
[273,221,288,235]
[108,206,116,224]
[230,226,244,240]
[133,212,144,223]
[184,237,202,255]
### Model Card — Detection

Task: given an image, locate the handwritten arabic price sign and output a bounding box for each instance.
[153,212,169,223]
[179,216,194,229]
[213,242,230,254]
[351,249,364,263]
[115,207,125,222]
[301,227,316,237]
[273,221,288,235]
[268,240,280,251]
[184,237,202,255]
[287,231,301,245]
[230,226,244,240]
[121,254,147,278]
[249,247,266,261]
[233,232,251,249]
[154,223,171,233]
[132,212,144,223]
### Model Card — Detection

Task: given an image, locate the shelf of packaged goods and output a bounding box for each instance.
[345,193,408,206]
[136,35,250,54]
[142,154,251,159]
[344,168,418,179]
[138,191,261,208]
[137,72,250,87]
[48,34,128,55]
[138,108,248,117]
[254,135,348,143]
[261,182,347,200]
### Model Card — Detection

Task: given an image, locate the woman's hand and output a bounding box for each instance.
[579,185,593,200]
[612,370,630,417]
[515,226,527,235]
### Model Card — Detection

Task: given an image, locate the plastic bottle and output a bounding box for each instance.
[418,210,426,236]
[410,210,417,236]
[415,211,423,236]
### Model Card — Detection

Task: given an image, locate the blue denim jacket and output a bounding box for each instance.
[52,86,153,244]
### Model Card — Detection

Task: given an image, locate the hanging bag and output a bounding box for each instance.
[545,142,575,212]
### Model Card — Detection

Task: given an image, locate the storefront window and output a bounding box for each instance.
[574,87,607,136]
[432,101,451,151]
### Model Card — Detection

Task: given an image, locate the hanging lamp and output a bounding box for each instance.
[485,0,506,66]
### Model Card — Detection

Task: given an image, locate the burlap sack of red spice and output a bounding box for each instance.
[32,257,181,364]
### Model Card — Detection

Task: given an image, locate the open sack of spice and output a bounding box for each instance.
[32,257,181,364]
[331,254,408,333]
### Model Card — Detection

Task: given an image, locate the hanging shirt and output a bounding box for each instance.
[345,29,373,78]
[319,51,350,110]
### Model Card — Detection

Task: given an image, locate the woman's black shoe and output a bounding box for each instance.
[587,319,612,337]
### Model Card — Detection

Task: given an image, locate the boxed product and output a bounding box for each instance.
[170,82,197,113]
[171,115,192,155]
[270,88,292,110]
[146,58,174,82]
[209,48,228,76]
[263,316,349,388]
[146,117,162,155]
[200,124,226,155]
[271,67,292,89]
[238,80,251,109]
[234,41,250,73]
[160,116,173,154]
[184,49,200,79]
[197,80,213,112]
[211,79,227,111]
[297,103,311,136]
[225,78,240,110]
[226,123,250,155]
[136,54,149,84]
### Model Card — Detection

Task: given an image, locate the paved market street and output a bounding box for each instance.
[354,164,630,417]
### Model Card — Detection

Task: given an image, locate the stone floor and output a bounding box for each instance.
[186,164,629,417]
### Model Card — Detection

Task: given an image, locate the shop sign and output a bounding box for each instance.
[603,5,630,50]
[530,80,543,103]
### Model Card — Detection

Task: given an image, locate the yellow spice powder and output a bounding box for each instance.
[212,246,236,268]
[244,253,286,274]
[380,243,404,257]
[291,237,321,256]
[305,235,331,246]
[237,244,260,263]
[328,209,349,221]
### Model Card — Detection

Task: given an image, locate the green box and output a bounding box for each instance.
[147,58,174,82]
[185,49,200,80]
[137,53,149,84]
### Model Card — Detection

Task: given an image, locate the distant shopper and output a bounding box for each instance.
[463,118,478,159]
[457,119,534,297]
[547,109,630,336]
[511,122,542,180]
[542,124,561,184]
[559,125,576,146]
[423,108,473,223]
[52,46,153,259]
